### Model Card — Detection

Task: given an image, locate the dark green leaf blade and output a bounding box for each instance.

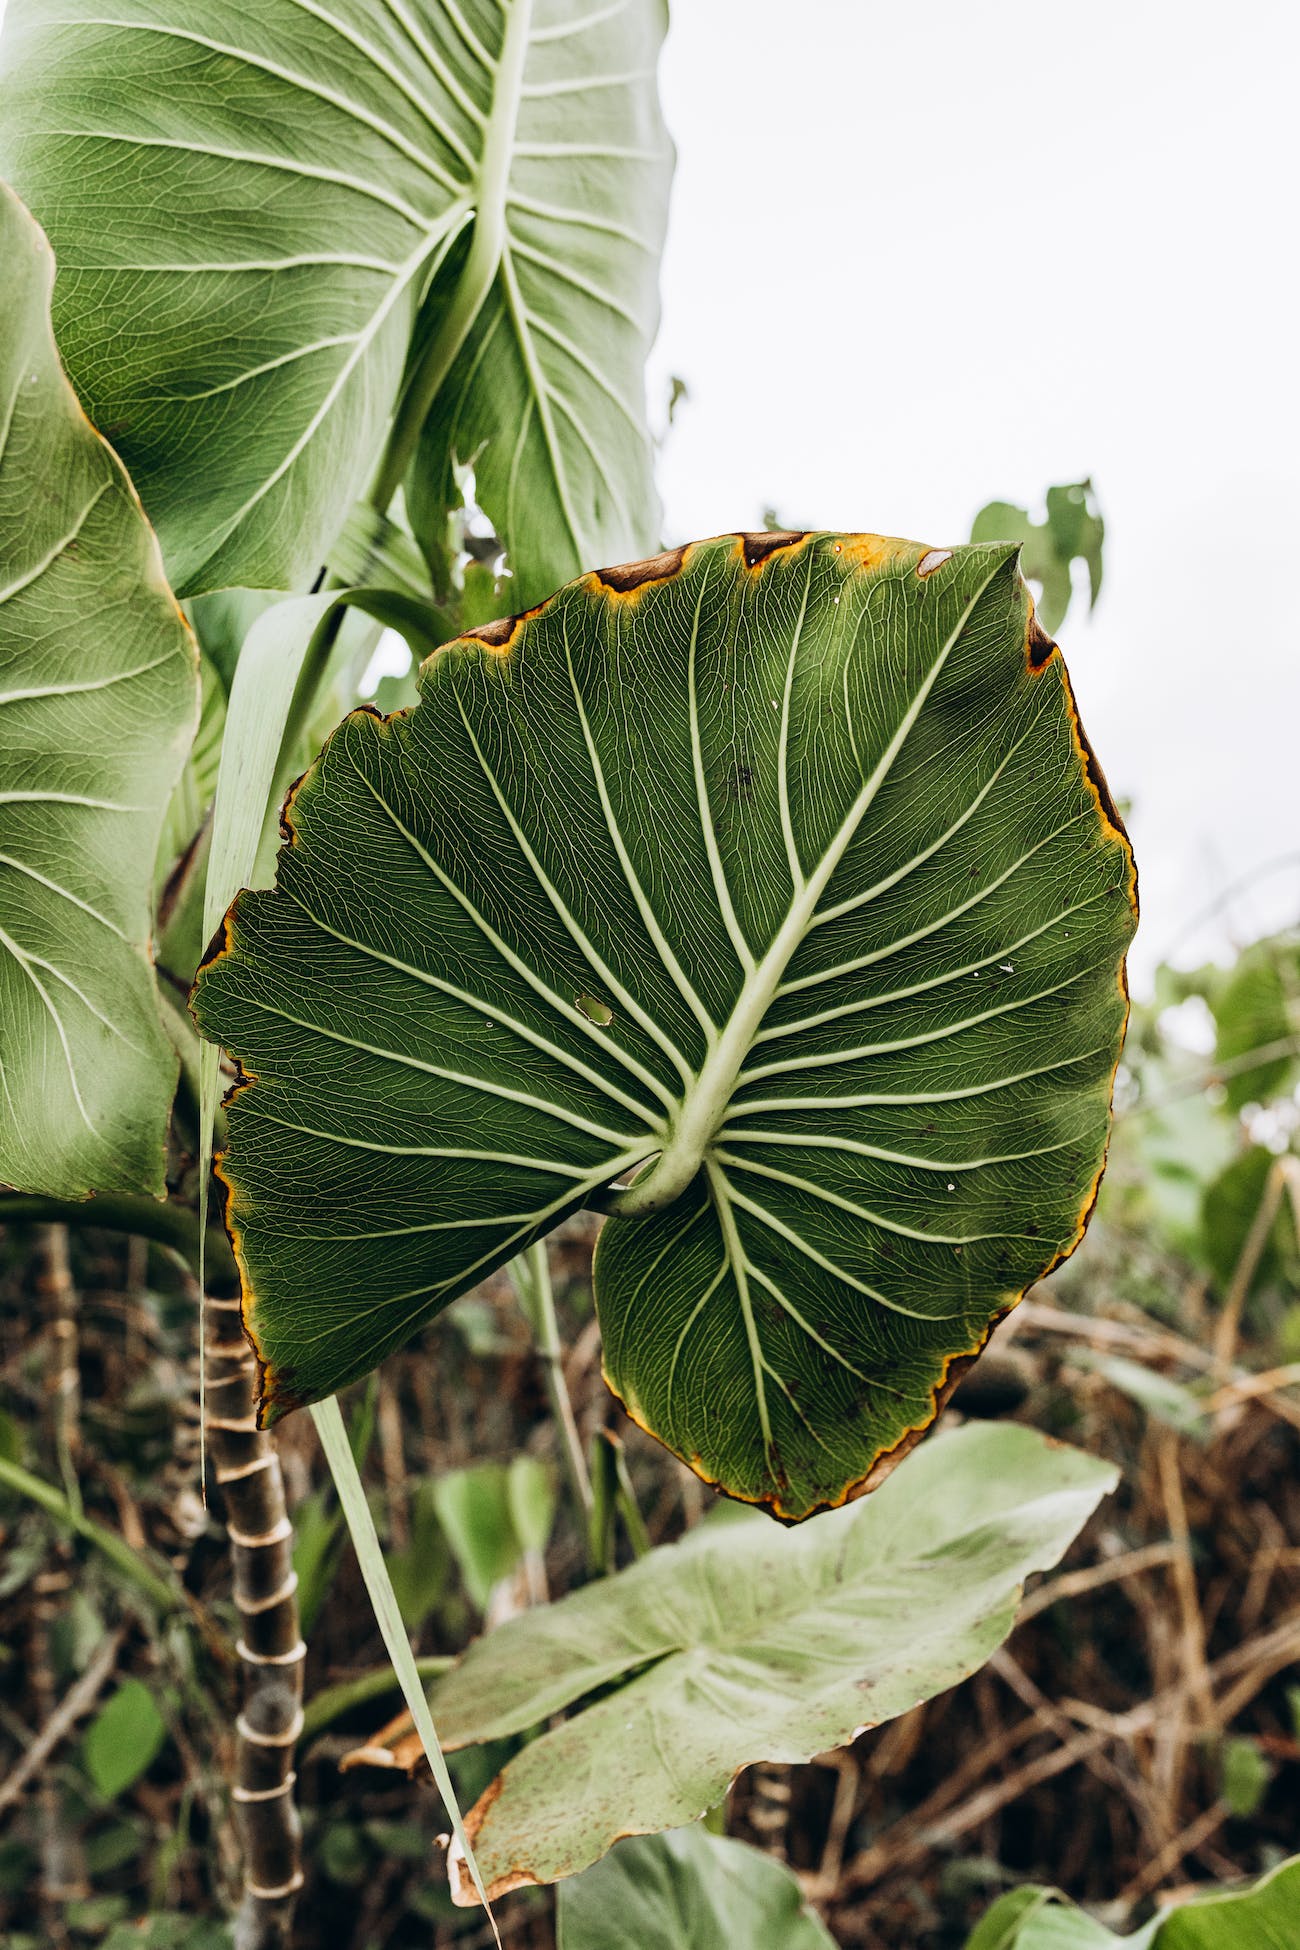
[557,1826,836,1950]
[429,1424,1115,1900]
[193,533,1135,1515]
[0,182,196,1197]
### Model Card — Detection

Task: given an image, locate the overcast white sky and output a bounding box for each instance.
[647,0,1300,986]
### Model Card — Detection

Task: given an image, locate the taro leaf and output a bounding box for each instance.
[0,183,196,1197]
[966,1854,1300,1949]
[193,532,1136,1517]
[0,0,670,601]
[556,1825,836,1950]
[425,1423,1115,1901]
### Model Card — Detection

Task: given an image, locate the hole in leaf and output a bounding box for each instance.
[576,993,614,1027]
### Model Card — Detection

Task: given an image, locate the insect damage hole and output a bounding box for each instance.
[575,993,615,1027]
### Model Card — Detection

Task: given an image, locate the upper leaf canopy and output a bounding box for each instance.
[0,0,670,598]
[193,530,1137,1517]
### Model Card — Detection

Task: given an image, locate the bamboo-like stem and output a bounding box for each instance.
[201,1289,305,1950]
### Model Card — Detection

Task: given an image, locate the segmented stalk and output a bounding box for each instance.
[204,1292,304,1950]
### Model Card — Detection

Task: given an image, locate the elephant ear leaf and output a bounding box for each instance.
[193,531,1136,1519]
[0,0,671,601]
[0,183,196,1199]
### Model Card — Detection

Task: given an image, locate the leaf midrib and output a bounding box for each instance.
[608,553,1011,1218]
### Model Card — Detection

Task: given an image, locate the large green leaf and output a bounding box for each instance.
[419,1424,1115,1900]
[0,183,196,1197]
[967,1855,1300,1949]
[556,1826,837,1950]
[193,532,1136,1516]
[0,0,670,599]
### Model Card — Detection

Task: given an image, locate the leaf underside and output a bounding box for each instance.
[0,0,670,599]
[193,530,1136,1519]
[0,183,196,1197]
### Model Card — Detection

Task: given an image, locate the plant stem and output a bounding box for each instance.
[197,1286,305,1950]
[299,1656,453,1745]
[0,1452,181,1614]
[508,1243,592,1519]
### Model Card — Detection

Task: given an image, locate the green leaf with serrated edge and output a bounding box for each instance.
[966,1855,1300,1949]
[193,532,1136,1518]
[0,0,671,600]
[557,1826,836,1950]
[0,183,196,1198]
[424,1424,1115,1902]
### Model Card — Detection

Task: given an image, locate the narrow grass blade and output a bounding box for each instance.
[310,1395,498,1933]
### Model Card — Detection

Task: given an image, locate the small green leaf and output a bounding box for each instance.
[387,1480,452,1634]
[1211,943,1298,1111]
[1217,1735,1271,1818]
[434,1461,545,1612]
[82,1678,168,1800]
[428,1424,1115,1901]
[0,183,196,1198]
[557,1826,836,1949]
[970,483,1104,636]
[506,1456,556,1558]
[966,1857,1300,1948]
[1200,1147,1297,1299]
[195,534,1135,1520]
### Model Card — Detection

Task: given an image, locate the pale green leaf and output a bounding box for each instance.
[0,182,196,1197]
[427,1423,1115,1901]
[0,0,671,600]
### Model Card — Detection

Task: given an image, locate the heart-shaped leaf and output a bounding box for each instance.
[0,183,196,1197]
[0,0,670,598]
[420,1423,1115,1900]
[193,532,1136,1516]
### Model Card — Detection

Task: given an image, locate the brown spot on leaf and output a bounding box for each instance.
[593,544,688,595]
[461,612,518,649]
[1027,614,1059,670]
[740,529,807,569]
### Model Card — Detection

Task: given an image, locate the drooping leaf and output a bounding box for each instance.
[556,1825,837,1950]
[0,0,671,600]
[0,182,196,1198]
[423,1424,1115,1900]
[971,482,1104,635]
[193,532,1136,1517]
[966,1855,1300,1949]
[82,1677,168,1800]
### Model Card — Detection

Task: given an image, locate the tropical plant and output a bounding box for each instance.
[17,5,1279,1948]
